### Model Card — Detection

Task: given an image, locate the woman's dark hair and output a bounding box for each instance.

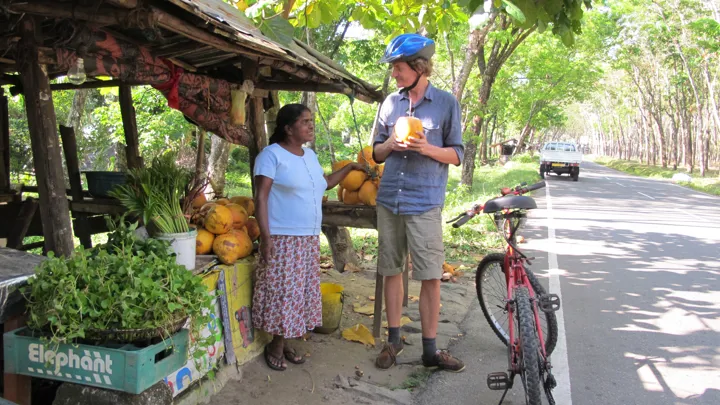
[269,103,311,145]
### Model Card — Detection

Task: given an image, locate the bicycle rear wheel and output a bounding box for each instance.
[516,286,543,405]
[476,253,558,355]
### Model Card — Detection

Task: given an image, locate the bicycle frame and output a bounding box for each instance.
[500,217,549,374]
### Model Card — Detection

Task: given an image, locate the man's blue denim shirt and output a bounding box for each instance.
[372,83,464,215]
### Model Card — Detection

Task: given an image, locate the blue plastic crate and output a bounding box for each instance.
[3,328,189,394]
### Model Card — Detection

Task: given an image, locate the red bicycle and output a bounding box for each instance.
[448,181,560,405]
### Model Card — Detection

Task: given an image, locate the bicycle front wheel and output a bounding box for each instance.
[516,286,543,405]
[476,254,558,355]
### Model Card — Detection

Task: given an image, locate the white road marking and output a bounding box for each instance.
[545,182,572,404]
[615,182,626,187]
[637,192,655,200]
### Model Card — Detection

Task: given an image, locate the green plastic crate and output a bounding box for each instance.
[3,328,189,394]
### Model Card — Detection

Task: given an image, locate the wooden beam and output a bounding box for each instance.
[10,79,129,97]
[151,7,268,60]
[7,2,134,26]
[257,80,351,94]
[0,88,9,192]
[119,84,143,169]
[6,198,38,250]
[19,16,74,257]
[70,201,126,215]
[107,0,138,8]
[59,125,93,248]
[321,213,376,229]
[256,80,376,104]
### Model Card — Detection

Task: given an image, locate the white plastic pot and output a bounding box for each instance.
[155,229,197,270]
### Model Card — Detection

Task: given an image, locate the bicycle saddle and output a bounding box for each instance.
[482,195,537,213]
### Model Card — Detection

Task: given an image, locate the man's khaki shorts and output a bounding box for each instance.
[376,204,444,281]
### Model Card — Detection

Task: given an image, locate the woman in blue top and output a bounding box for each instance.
[253,103,363,371]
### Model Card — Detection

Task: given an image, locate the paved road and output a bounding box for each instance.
[418,161,720,405]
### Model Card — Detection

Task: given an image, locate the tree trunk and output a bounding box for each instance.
[321,225,359,273]
[479,114,490,164]
[452,22,495,101]
[65,89,89,131]
[208,134,231,198]
[460,24,536,187]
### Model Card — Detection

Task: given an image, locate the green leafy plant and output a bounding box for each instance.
[110,153,194,235]
[23,218,216,354]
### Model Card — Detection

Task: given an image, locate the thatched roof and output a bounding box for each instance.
[0,0,383,102]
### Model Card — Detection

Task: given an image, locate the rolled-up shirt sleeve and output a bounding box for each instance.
[372,100,392,163]
[444,98,464,165]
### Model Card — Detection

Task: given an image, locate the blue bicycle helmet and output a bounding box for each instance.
[379,34,435,64]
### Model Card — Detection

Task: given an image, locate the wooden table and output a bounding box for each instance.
[321,202,409,339]
[0,247,45,405]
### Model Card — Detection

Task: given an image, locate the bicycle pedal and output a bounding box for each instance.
[487,372,512,390]
[539,293,561,312]
[545,372,557,390]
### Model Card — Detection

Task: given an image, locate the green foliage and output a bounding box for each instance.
[24,218,215,352]
[443,163,541,262]
[110,153,192,234]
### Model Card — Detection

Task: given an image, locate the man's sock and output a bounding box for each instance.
[422,336,437,359]
[388,327,401,346]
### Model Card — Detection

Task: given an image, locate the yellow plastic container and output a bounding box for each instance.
[316,283,344,334]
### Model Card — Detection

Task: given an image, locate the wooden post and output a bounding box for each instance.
[248,96,266,195]
[0,88,9,192]
[195,128,206,179]
[403,256,410,307]
[119,84,142,169]
[373,272,384,338]
[19,17,73,257]
[4,314,31,405]
[60,125,92,248]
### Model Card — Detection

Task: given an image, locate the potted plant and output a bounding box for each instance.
[110,153,204,270]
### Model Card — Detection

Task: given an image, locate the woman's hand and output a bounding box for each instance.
[259,236,275,265]
[346,162,366,172]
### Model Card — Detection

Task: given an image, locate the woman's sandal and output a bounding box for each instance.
[283,347,306,364]
[264,346,287,371]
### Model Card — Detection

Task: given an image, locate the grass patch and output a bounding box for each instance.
[393,368,435,391]
[443,160,541,263]
[593,156,720,197]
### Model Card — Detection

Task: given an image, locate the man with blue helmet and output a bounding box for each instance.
[372,33,465,372]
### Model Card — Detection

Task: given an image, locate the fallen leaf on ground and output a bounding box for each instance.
[353,303,375,315]
[342,324,375,346]
[409,295,419,302]
[320,262,333,269]
[363,254,374,261]
[368,295,375,301]
[517,235,526,243]
[344,263,363,273]
[381,316,412,328]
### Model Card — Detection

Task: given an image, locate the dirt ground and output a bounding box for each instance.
[207,259,476,405]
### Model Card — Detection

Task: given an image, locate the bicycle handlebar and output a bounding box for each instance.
[447,181,546,228]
